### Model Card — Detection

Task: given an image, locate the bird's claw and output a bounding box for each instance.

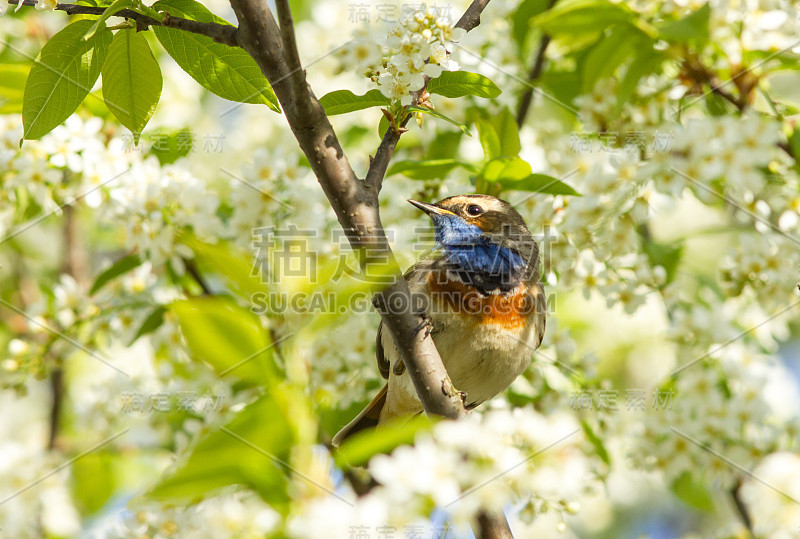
[414,314,433,339]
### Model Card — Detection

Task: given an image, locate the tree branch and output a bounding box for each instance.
[731,478,753,534]
[229,1,514,536]
[455,0,491,31]
[228,0,466,421]
[7,0,240,47]
[478,509,514,539]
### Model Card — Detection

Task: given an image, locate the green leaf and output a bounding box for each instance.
[500,173,581,196]
[149,393,293,507]
[102,30,162,143]
[378,113,390,138]
[71,451,117,515]
[90,254,142,295]
[171,296,277,385]
[482,156,532,182]
[482,157,580,195]
[425,130,463,159]
[22,21,112,140]
[427,71,501,99]
[477,119,501,161]
[147,128,194,164]
[0,64,29,114]
[580,420,610,466]
[512,0,550,48]
[671,471,715,512]
[152,0,280,111]
[184,237,268,301]
[407,105,471,135]
[790,127,800,172]
[534,0,638,37]
[318,88,390,115]
[657,3,710,43]
[582,24,644,93]
[643,239,683,285]
[335,414,432,468]
[386,158,474,180]
[84,0,135,40]
[615,50,666,114]
[488,108,521,158]
[130,305,167,344]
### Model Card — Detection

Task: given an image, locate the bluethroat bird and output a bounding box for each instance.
[333,194,546,446]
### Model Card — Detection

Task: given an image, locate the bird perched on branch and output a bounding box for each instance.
[333,194,546,446]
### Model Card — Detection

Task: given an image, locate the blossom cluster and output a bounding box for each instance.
[289,407,590,537]
[339,6,465,105]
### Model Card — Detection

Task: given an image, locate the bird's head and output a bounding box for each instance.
[408,194,539,292]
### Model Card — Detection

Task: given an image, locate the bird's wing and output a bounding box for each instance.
[332,383,388,447]
[376,321,390,380]
[374,260,436,379]
[532,281,547,349]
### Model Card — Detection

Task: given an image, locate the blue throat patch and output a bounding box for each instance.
[432,213,527,292]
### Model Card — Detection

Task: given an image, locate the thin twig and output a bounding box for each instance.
[515,0,556,127]
[455,0,491,31]
[183,258,213,295]
[8,0,240,47]
[515,33,550,127]
[731,478,754,535]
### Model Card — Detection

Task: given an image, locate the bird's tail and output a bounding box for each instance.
[332,384,388,447]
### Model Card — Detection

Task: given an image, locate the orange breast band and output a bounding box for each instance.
[426,273,535,329]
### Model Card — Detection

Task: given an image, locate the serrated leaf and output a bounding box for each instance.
[318,88,390,115]
[407,105,471,135]
[0,64,29,114]
[102,30,162,143]
[152,0,280,111]
[386,158,474,180]
[84,0,135,40]
[671,471,715,512]
[130,305,166,344]
[90,254,142,295]
[427,70,501,99]
[22,21,112,140]
[171,296,277,385]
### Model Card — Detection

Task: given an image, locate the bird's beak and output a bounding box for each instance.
[408,199,456,218]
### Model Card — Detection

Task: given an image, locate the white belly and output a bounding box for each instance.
[380,308,540,421]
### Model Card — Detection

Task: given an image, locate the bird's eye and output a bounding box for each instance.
[466,204,484,216]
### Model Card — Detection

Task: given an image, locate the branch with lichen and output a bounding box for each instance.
[6,0,240,47]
